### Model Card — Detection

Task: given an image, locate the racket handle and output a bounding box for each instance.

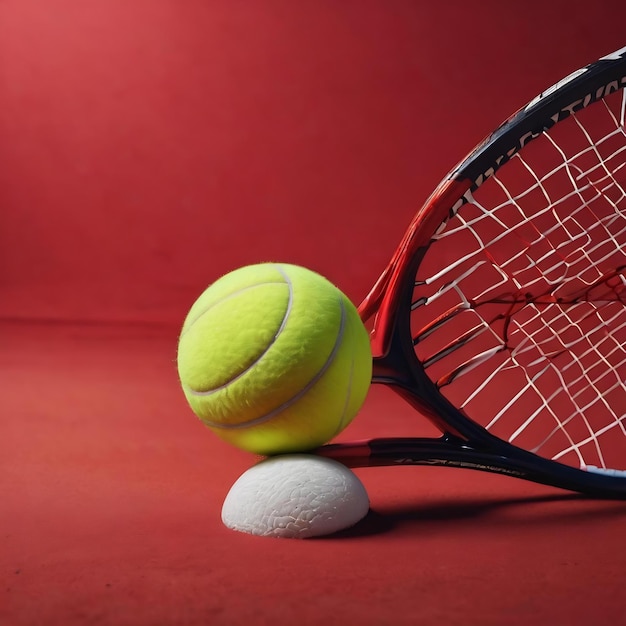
[316,437,626,498]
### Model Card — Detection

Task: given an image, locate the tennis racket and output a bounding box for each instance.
[318,46,626,498]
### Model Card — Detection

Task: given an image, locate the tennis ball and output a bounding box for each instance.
[177,263,372,456]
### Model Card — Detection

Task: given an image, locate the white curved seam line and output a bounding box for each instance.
[331,351,355,438]
[180,280,288,339]
[204,295,347,430]
[187,266,293,395]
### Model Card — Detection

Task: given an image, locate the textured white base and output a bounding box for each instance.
[221,454,370,538]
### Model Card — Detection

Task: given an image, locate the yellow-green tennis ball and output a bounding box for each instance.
[177,263,372,455]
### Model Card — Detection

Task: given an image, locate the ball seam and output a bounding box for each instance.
[180,280,288,339]
[330,348,355,439]
[201,293,347,430]
[183,267,293,395]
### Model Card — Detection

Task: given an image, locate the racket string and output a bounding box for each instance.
[411,87,626,472]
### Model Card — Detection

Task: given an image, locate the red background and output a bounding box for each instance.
[2,2,626,625]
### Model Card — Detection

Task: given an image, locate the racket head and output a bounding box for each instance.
[360,46,626,492]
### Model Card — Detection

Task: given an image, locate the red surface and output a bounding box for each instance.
[2,2,626,625]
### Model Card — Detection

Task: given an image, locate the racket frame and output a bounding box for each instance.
[322,46,626,497]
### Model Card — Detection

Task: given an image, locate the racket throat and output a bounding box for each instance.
[371,317,470,440]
